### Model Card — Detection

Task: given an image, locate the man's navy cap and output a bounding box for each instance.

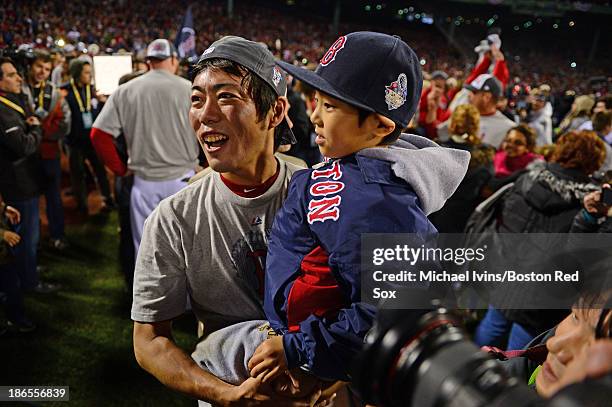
[197,36,296,145]
[463,74,503,98]
[276,31,423,128]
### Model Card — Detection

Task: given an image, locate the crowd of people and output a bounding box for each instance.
[0,1,610,405]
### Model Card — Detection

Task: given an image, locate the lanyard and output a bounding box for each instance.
[37,81,46,110]
[0,95,26,117]
[70,79,90,112]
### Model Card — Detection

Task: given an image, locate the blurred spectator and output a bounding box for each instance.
[559,95,595,135]
[418,70,450,139]
[62,59,113,215]
[527,89,553,146]
[492,125,542,185]
[21,50,71,250]
[430,104,495,232]
[439,74,516,148]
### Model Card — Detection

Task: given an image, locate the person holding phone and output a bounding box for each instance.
[571,176,612,233]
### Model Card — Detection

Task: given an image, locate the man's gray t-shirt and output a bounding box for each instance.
[437,110,516,148]
[93,69,199,181]
[131,159,303,333]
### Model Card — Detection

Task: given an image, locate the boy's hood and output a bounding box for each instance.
[357,133,471,215]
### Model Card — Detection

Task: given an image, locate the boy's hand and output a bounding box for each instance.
[248,336,287,383]
[5,205,20,224]
[3,230,21,247]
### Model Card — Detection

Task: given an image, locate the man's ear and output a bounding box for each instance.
[269,96,290,130]
[369,113,396,141]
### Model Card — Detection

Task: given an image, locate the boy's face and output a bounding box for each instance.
[310,90,377,158]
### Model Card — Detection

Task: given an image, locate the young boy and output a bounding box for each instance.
[197,32,469,394]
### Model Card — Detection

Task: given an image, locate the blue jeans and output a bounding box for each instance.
[6,197,40,290]
[474,306,535,350]
[0,263,26,323]
[42,158,65,240]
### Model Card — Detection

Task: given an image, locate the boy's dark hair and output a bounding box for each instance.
[192,58,282,149]
[357,109,403,145]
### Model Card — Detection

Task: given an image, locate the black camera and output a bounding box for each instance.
[352,305,611,407]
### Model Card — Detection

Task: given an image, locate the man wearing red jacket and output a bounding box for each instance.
[418,70,451,139]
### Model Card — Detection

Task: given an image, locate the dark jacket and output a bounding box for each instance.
[498,161,596,233]
[430,139,495,232]
[0,92,43,200]
[570,209,612,233]
[496,161,592,333]
[62,80,101,148]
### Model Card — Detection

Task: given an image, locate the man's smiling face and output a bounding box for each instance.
[189,67,274,176]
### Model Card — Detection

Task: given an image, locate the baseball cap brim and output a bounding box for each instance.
[463,83,480,93]
[276,60,376,115]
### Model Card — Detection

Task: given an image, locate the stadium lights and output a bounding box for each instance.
[365,5,371,11]
[553,23,559,29]
[569,21,575,27]
[420,58,426,65]
[513,25,520,31]
[570,62,577,68]
[376,4,382,10]
[487,18,495,26]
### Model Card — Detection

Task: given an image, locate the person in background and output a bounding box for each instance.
[527,88,553,146]
[62,59,114,216]
[558,95,595,135]
[418,70,450,139]
[492,125,542,184]
[0,57,58,297]
[22,50,71,250]
[430,104,495,232]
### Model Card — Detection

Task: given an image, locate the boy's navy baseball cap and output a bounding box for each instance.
[276,31,423,128]
[196,36,296,145]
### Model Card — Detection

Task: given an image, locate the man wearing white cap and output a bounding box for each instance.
[91,39,199,257]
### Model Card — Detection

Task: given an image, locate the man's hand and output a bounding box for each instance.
[96,91,108,103]
[3,230,21,247]
[26,116,40,126]
[248,336,287,383]
[224,374,320,407]
[4,206,20,224]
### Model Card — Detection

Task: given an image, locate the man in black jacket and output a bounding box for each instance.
[0,58,57,311]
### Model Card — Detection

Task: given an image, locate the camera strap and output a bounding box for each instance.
[482,344,548,364]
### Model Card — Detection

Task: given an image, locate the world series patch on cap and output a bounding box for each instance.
[197,36,296,145]
[276,31,423,128]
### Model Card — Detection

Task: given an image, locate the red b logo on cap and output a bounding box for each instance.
[320,36,346,67]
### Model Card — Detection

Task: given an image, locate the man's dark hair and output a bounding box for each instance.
[357,109,403,145]
[0,57,16,80]
[192,58,282,148]
[32,50,52,65]
[592,111,612,133]
[597,95,612,111]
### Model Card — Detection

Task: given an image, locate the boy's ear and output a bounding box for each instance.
[369,113,396,140]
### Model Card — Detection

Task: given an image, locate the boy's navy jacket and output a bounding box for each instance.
[264,134,470,380]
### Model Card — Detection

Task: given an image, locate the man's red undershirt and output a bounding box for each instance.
[220,161,280,198]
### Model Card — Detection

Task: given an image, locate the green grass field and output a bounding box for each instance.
[0,212,198,406]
